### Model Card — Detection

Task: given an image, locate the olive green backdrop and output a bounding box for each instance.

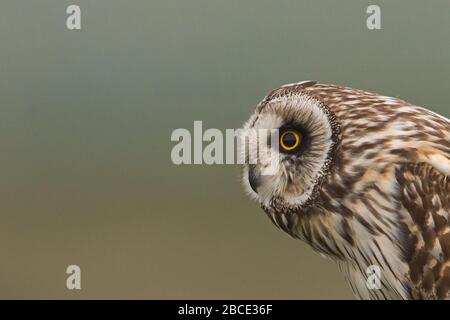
[0,0,448,299]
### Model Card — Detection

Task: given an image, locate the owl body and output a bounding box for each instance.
[242,81,450,299]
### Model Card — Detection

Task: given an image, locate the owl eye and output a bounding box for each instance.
[280,130,302,152]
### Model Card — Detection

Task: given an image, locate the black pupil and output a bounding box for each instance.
[282,132,297,148]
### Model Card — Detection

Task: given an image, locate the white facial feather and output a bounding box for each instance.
[242,93,333,207]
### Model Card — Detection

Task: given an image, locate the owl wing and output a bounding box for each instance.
[396,162,450,299]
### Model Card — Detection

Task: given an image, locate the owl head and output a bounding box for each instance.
[242,81,341,212]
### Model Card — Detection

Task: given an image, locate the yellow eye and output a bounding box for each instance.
[280,130,301,151]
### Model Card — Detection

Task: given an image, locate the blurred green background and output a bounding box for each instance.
[0,0,448,299]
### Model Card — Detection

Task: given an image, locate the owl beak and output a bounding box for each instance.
[248,165,260,194]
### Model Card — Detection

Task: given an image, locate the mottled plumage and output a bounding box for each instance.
[242,81,450,300]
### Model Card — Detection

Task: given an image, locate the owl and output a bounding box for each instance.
[242,81,450,300]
